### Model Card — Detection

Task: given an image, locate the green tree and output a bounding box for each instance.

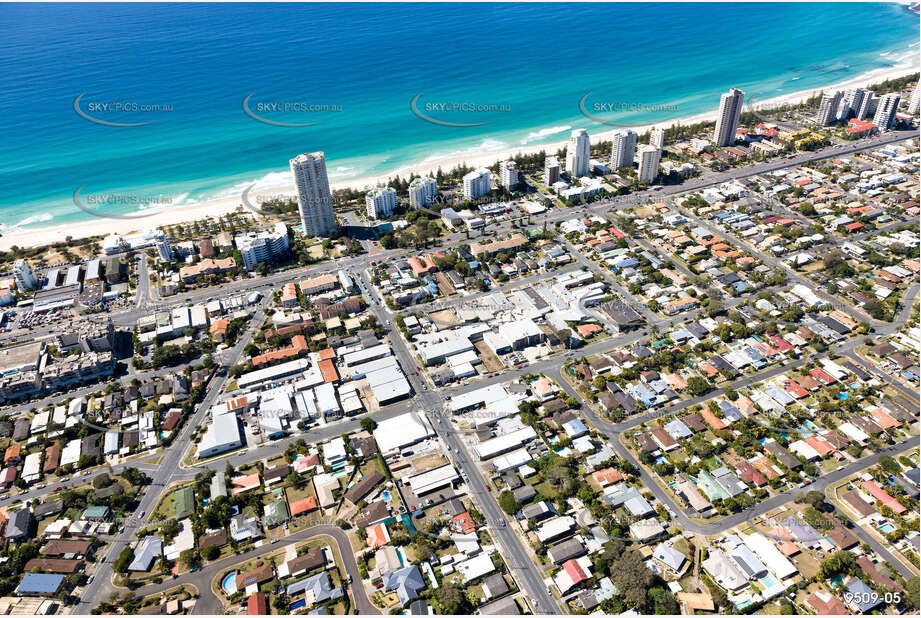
[436,585,470,614]
[201,544,220,561]
[113,546,135,574]
[497,491,520,516]
[819,550,856,579]
[686,376,711,396]
[906,576,919,610]
[877,455,901,475]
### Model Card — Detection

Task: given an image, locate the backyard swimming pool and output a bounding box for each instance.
[221,572,237,595]
[289,599,307,611]
[381,490,392,502]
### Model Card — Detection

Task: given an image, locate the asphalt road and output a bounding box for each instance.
[87,127,918,331]
[73,297,272,613]
[123,524,377,615]
[4,127,914,612]
[353,268,564,614]
[555,321,920,581]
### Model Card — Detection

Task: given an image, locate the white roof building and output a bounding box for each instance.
[30,410,50,434]
[373,412,434,455]
[314,382,340,418]
[741,532,797,580]
[536,516,576,544]
[60,439,82,467]
[702,549,748,592]
[22,452,42,483]
[196,411,243,458]
[171,306,191,332]
[474,426,537,460]
[190,305,209,329]
[324,437,347,466]
[491,448,532,473]
[454,553,495,583]
[407,464,459,496]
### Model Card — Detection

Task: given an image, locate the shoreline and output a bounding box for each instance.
[1,58,918,252]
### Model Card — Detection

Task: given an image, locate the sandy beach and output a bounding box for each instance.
[2,57,918,252]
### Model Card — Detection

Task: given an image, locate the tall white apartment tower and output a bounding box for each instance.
[565,129,590,177]
[836,88,869,121]
[610,130,637,169]
[365,188,398,220]
[650,127,666,150]
[13,259,38,291]
[499,160,518,190]
[543,157,561,185]
[637,145,661,183]
[816,91,843,126]
[156,239,174,262]
[856,91,876,120]
[462,168,492,199]
[908,82,921,115]
[713,88,744,147]
[290,151,337,237]
[408,177,438,208]
[872,93,901,131]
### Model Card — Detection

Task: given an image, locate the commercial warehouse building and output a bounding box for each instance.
[196,411,243,458]
[373,412,434,456]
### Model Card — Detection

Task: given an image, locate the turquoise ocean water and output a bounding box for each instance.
[0,2,917,229]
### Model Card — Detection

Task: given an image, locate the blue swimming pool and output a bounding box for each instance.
[759,575,778,589]
[382,490,392,502]
[879,522,896,534]
[221,572,237,595]
[401,513,417,536]
[290,599,306,611]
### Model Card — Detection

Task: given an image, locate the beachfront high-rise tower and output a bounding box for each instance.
[650,127,666,150]
[565,129,590,177]
[13,259,38,291]
[408,177,438,208]
[290,152,336,237]
[872,93,901,131]
[908,82,921,115]
[610,130,637,170]
[637,145,661,183]
[543,157,561,185]
[156,238,174,262]
[856,91,876,120]
[713,88,744,147]
[365,187,397,220]
[836,88,870,122]
[499,160,519,190]
[462,168,492,199]
[815,91,843,126]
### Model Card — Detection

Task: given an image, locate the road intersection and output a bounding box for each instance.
[6,128,916,613]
